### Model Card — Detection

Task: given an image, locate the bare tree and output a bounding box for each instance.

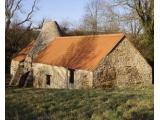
[100,2,120,32]
[82,0,120,34]
[83,0,105,34]
[5,0,38,33]
[118,9,142,36]
[113,0,154,61]
[5,0,39,74]
[59,20,72,35]
[32,18,46,30]
[114,0,153,43]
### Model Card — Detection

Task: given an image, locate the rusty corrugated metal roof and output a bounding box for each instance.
[33,33,125,70]
[13,40,35,62]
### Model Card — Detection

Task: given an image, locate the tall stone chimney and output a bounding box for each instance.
[28,21,62,58]
[24,20,62,69]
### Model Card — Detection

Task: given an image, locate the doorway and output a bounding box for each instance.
[19,71,30,87]
[68,68,75,84]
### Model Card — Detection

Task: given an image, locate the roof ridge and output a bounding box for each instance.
[54,33,124,39]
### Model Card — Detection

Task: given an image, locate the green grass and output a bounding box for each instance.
[6,85,153,120]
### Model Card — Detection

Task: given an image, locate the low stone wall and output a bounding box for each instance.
[93,38,152,88]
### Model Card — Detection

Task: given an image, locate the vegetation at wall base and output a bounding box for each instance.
[6,85,153,120]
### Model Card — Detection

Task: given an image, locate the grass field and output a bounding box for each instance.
[6,85,153,120]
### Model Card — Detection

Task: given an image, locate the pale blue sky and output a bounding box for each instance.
[21,0,127,27]
[23,0,88,25]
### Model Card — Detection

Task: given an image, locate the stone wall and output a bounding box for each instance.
[93,38,152,88]
[32,63,68,88]
[74,70,93,89]
[32,63,93,89]
[10,60,20,78]
[10,60,31,85]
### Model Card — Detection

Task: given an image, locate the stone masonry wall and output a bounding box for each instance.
[74,70,93,89]
[93,38,152,88]
[33,63,68,88]
[32,63,93,89]
[10,60,20,78]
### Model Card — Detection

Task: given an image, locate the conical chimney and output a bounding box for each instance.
[23,20,62,70]
[27,20,62,59]
[37,20,62,43]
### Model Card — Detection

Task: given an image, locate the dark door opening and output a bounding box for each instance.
[68,68,75,84]
[19,71,30,87]
[46,75,51,85]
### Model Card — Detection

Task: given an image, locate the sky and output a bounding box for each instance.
[23,0,89,25]
[21,0,128,28]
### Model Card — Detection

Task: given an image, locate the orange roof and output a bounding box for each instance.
[13,40,35,62]
[33,33,125,70]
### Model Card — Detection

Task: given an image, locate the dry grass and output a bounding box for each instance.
[5,85,153,120]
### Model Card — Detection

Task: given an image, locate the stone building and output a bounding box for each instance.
[10,21,152,89]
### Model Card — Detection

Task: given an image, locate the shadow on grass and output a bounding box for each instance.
[5,86,153,120]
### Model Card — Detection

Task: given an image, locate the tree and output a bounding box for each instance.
[118,9,142,36]
[114,0,154,61]
[83,0,104,34]
[5,0,38,33]
[82,0,120,34]
[59,20,72,35]
[120,0,153,42]
[5,0,39,73]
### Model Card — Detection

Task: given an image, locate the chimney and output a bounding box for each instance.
[38,20,62,43]
[26,20,62,59]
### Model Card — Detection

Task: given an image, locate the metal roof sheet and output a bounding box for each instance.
[13,40,35,62]
[33,33,125,70]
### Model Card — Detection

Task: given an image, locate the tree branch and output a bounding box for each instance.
[10,0,23,18]
[16,0,37,26]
